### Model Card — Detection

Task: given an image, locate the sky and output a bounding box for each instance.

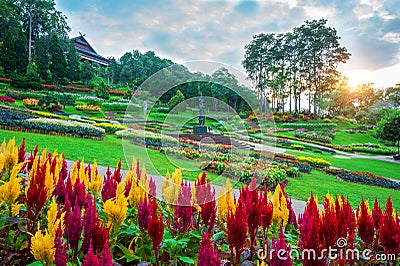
[55,0,400,88]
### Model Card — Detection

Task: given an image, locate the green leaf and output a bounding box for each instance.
[26,262,43,266]
[212,231,225,241]
[178,256,195,264]
[118,244,140,262]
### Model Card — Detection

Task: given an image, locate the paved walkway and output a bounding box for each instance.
[65,160,315,216]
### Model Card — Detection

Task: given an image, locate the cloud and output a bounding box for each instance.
[56,0,400,86]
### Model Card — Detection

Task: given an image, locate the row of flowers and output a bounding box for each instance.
[294,129,334,143]
[0,95,16,103]
[116,128,180,147]
[281,122,338,128]
[76,104,101,113]
[0,138,399,265]
[0,109,105,139]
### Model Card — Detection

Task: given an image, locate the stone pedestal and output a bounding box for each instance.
[193,126,209,134]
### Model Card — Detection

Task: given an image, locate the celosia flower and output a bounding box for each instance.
[138,196,151,231]
[319,194,338,250]
[271,184,289,227]
[260,186,273,235]
[17,138,26,164]
[195,172,216,234]
[54,225,68,266]
[0,163,23,206]
[227,196,247,266]
[89,160,103,195]
[372,198,383,230]
[244,178,261,256]
[103,182,128,229]
[4,138,18,173]
[197,234,221,266]
[148,198,164,264]
[31,228,55,266]
[0,152,5,172]
[102,166,117,202]
[270,225,292,266]
[379,197,400,255]
[99,235,113,266]
[357,198,375,247]
[82,240,100,266]
[217,179,235,221]
[81,194,95,253]
[65,204,83,257]
[172,182,193,234]
[162,169,182,206]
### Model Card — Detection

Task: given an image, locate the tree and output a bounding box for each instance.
[58,93,75,109]
[384,86,400,108]
[81,61,95,84]
[376,110,400,157]
[168,89,186,113]
[48,34,67,82]
[352,83,382,113]
[1,26,28,75]
[65,40,81,82]
[34,35,50,80]
[95,80,110,100]
[323,76,354,116]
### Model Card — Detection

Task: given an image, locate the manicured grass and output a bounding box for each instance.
[286,150,400,180]
[331,130,380,145]
[0,129,227,186]
[286,171,400,210]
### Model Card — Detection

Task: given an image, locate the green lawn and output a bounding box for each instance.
[331,130,380,145]
[0,129,227,186]
[286,171,400,210]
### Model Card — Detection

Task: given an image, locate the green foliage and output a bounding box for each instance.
[167,89,186,113]
[81,61,95,84]
[65,40,81,82]
[1,27,28,75]
[25,63,40,82]
[58,93,76,108]
[94,80,110,100]
[38,94,58,109]
[34,35,50,81]
[48,34,67,82]
[376,109,400,154]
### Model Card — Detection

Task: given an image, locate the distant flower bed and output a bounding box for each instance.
[282,122,337,128]
[93,122,127,134]
[0,96,15,103]
[76,104,101,113]
[109,89,126,95]
[66,85,93,92]
[23,98,39,108]
[116,129,179,147]
[295,128,333,143]
[0,77,12,83]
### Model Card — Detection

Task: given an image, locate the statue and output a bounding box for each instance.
[194,82,208,134]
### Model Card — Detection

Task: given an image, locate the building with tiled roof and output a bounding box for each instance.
[72,35,109,66]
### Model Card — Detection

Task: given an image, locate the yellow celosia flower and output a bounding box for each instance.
[1,139,6,153]
[11,203,22,217]
[4,138,18,173]
[47,201,59,238]
[0,153,5,173]
[162,169,182,206]
[89,160,103,195]
[217,179,235,221]
[162,171,170,198]
[28,154,40,188]
[271,184,289,227]
[44,161,54,198]
[104,182,128,227]
[30,229,55,266]
[0,171,22,206]
[71,161,79,185]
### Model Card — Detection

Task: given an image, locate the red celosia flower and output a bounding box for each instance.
[357,198,375,247]
[299,194,324,266]
[245,178,261,257]
[91,214,110,254]
[60,155,68,181]
[101,166,117,202]
[197,234,221,266]
[319,195,337,250]
[26,161,48,233]
[148,198,164,265]
[54,172,67,205]
[372,198,383,230]
[113,160,122,183]
[54,225,68,266]
[67,177,87,209]
[99,235,113,266]
[138,196,151,232]
[18,138,26,163]
[195,172,216,234]
[82,240,100,266]
[379,197,400,255]
[227,196,247,266]
[81,195,95,254]
[259,187,273,235]
[65,204,83,257]
[172,182,193,234]
[270,225,293,266]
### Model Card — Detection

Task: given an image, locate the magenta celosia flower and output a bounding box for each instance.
[17,138,26,163]
[150,177,156,197]
[54,225,68,266]
[197,234,220,266]
[195,172,216,234]
[173,182,193,234]
[60,155,68,181]
[81,194,95,254]
[82,240,100,266]
[148,198,164,264]
[99,235,113,266]
[65,204,83,257]
[270,225,292,266]
[101,166,117,202]
[54,173,67,205]
[138,196,151,232]
[227,196,247,266]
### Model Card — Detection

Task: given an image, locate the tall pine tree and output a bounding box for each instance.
[1,27,28,75]
[48,33,66,82]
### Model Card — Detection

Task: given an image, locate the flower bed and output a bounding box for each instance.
[23,98,39,108]
[0,77,12,83]
[116,129,179,147]
[93,122,127,134]
[108,89,126,95]
[66,85,93,92]
[282,122,337,128]
[76,104,101,113]
[295,128,333,143]
[0,96,15,103]
[0,138,399,265]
